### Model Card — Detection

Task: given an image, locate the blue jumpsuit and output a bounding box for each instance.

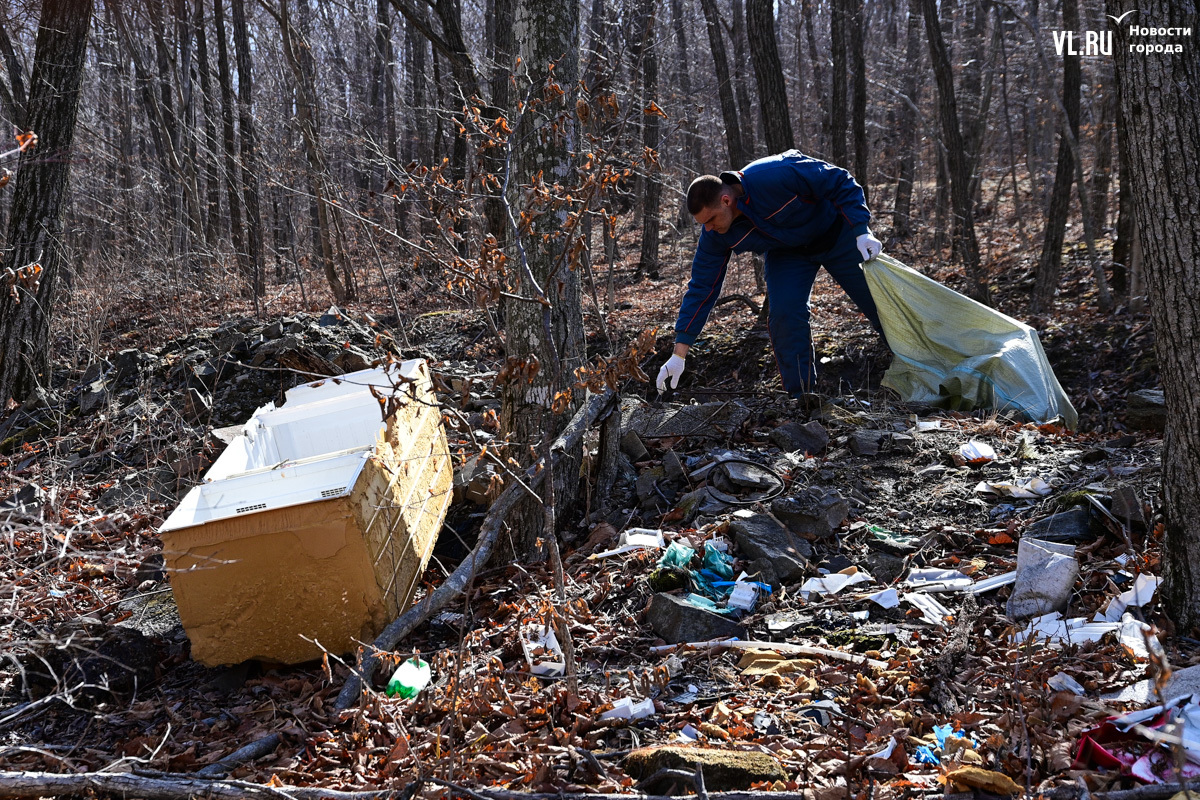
[673,150,884,395]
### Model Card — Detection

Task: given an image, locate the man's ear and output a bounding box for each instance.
[719,191,733,208]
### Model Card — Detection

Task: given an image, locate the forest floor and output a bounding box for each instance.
[0,216,1183,799]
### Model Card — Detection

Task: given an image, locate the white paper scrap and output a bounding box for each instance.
[869,587,900,609]
[974,477,1053,499]
[800,567,874,600]
[904,567,974,592]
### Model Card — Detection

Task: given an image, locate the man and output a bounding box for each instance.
[656,150,886,398]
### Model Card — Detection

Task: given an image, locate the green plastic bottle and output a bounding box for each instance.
[386,657,431,698]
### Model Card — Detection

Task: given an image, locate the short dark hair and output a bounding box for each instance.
[686,175,724,215]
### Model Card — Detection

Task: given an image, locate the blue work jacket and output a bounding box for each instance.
[674,150,872,345]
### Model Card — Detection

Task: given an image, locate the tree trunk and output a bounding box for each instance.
[1089,79,1114,233]
[801,0,826,159]
[698,0,745,167]
[669,0,701,174]
[501,0,585,559]
[745,0,795,154]
[230,0,265,300]
[891,0,921,239]
[0,0,93,404]
[1031,0,1080,313]
[729,0,758,154]
[921,0,989,304]
[1111,93,1134,293]
[634,0,661,281]
[212,0,246,269]
[194,0,222,253]
[830,0,848,165]
[1109,0,1200,630]
[849,0,867,196]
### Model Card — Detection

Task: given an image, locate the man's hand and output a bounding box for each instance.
[656,353,686,393]
[856,231,883,262]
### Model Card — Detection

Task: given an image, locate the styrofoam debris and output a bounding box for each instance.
[965,571,1017,594]
[975,476,1053,498]
[590,528,665,559]
[799,567,874,599]
[869,587,900,609]
[727,582,761,611]
[600,697,655,720]
[904,568,973,592]
[520,626,565,676]
[905,592,953,625]
[1013,611,1120,647]
[1100,573,1163,622]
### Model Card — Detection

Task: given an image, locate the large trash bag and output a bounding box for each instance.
[863,254,1078,429]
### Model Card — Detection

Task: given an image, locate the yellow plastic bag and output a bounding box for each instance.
[864,255,1078,429]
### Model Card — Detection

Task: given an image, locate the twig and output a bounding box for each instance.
[0,770,399,800]
[195,734,283,779]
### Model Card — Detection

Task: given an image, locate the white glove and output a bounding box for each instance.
[856,231,883,262]
[656,354,686,392]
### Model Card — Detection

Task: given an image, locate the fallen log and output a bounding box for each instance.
[195,733,282,779]
[0,770,396,800]
[334,390,616,711]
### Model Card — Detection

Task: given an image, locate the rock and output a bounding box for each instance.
[863,551,906,584]
[623,399,751,441]
[190,360,219,388]
[662,449,686,482]
[318,305,344,327]
[112,348,156,386]
[334,348,372,373]
[135,553,166,584]
[728,510,812,582]
[770,420,830,454]
[1110,486,1146,531]
[745,558,780,590]
[674,487,726,524]
[1023,506,1092,542]
[1127,389,1166,431]
[636,467,669,510]
[81,359,110,384]
[771,487,850,538]
[819,554,853,573]
[263,320,284,340]
[624,746,786,791]
[183,388,211,422]
[210,425,244,446]
[621,429,649,461]
[647,593,747,644]
[724,461,776,490]
[849,429,885,456]
[79,380,109,415]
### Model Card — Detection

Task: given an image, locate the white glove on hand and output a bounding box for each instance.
[856,231,883,262]
[656,354,686,393]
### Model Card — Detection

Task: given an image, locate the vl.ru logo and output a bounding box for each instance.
[1052,28,1113,55]
[1053,9,1192,56]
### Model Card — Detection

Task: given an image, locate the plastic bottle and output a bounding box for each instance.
[386,657,431,698]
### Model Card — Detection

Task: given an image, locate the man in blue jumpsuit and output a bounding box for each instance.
[656,150,886,398]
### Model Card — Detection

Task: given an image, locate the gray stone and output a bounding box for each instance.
[263,320,284,340]
[771,487,850,538]
[620,429,649,461]
[79,380,109,415]
[623,399,751,441]
[453,455,500,505]
[112,348,156,385]
[745,558,780,590]
[662,449,686,482]
[635,466,666,503]
[1111,486,1146,531]
[724,461,776,490]
[1023,506,1092,542]
[647,593,747,644]
[849,429,885,456]
[334,348,372,373]
[863,551,906,584]
[624,746,786,791]
[81,359,110,384]
[674,487,726,524]
[210,425,244,446]
[1127,389,1166,431]
[728,511,812,582]
[770,420,830,455]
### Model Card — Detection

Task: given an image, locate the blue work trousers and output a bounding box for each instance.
[764,226,884,395]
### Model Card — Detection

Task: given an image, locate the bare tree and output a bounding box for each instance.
[746,0,795,153]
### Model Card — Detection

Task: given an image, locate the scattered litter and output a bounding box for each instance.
[590,528,665,558]
[912,418,944,432]
[727,582,761,612]
[905,593,953,625]
[1006,538,1079,620]
[959,440,996,463]
[799,566,874,599]
[869,587,900,608]
[1048,672,1086,695]
[649,639,888,670]
[964,571,1017,594]
[520,626,565,676]
[1012,611,1156,657]
[851,610,870,621]
[1100,573,1162,622]
[975,476,1053,498]
[679,723,701,741]
[1076,694,1200,784]
[799,700,842,726]
[658,540,695,568]
[868,524,921,553]
[904,568,973,592]
[600,697,656,721]
[386,657,431,699]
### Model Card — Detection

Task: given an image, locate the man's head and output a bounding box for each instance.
[687,175,741,234]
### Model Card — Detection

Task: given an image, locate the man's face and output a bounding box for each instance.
[694,192,737,234]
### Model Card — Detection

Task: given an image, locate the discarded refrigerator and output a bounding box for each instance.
[160,361,453,666]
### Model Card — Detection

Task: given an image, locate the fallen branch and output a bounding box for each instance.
[713,293,761,316]
[195,733,282,779]
[0,770,397,800]
[334,390,616,710]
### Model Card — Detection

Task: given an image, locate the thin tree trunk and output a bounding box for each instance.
[921,0,989,304]
[669,0,701,174]
[194,0,222,253]
[698,0,745,167]
[0,0,94,404]
[1089,80,1114,233]
[830,0,848,165]
[802,0,826,159]
[1111,94,1134,293]
[849,0,867,196]
[634,0,661,281]
[746,0,795,154]
[729,0,757,154]
[230,0,265,301]
[891,0,921,239]
[212,0,246,270]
